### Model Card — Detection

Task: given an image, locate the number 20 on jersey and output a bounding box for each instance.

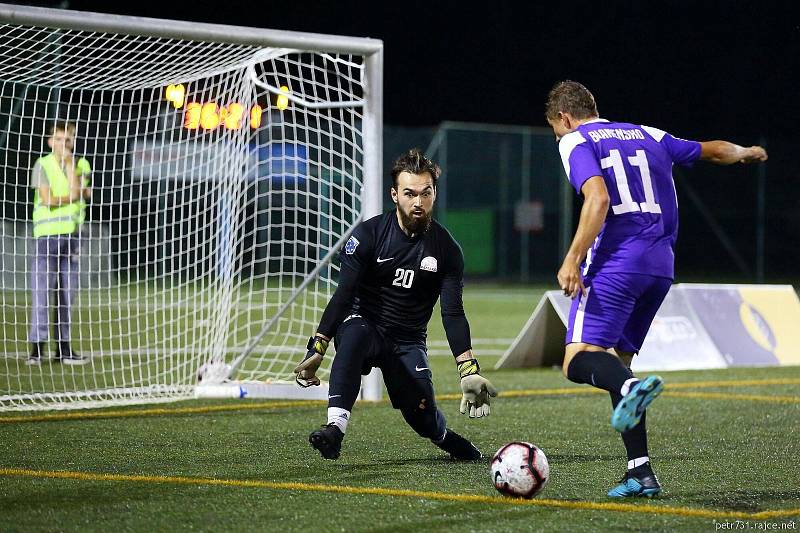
[392,268,415,288]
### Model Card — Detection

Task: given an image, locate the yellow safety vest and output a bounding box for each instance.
[32,154,91,238]
[75,163,90,227]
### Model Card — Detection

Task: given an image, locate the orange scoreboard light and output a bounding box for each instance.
[183,102,263,130]
[165,84,264,131]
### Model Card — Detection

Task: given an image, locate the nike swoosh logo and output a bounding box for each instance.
[415,365,429,372]
[376,257,394,263]
[328,394,341,399]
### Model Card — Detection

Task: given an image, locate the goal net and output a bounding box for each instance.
[0,5,383,411]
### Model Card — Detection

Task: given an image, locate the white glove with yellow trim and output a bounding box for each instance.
[457,359,498,418]
[294,335,329,387]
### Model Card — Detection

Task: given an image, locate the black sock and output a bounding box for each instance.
[610,392,649,462]
[327,351,366,412]
[567,351,634,393]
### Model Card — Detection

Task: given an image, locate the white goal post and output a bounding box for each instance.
[0,3,384,410]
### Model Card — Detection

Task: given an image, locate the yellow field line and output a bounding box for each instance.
[1,377,796,424]
[439,377,800,402]
[666,378,800,389]
[438,388,598,401]
[441,388,800,404]
[1,467,797,521]
[664,391,800,404]
[0,400,323,424]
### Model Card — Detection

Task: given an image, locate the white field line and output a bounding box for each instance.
[5,291,538,310]
[463,291,541,301]
[2,338,514,359]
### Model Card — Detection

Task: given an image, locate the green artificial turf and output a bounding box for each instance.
[1,284,798,531]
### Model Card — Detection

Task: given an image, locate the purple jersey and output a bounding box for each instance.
[558,119,701,279]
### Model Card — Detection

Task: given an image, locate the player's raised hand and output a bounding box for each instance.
[457,359,498,418]
[294,335,329,387]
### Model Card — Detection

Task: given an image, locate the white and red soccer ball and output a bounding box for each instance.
[490,441,549,499]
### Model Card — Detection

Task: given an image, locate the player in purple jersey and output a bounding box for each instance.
[545,80,767,497]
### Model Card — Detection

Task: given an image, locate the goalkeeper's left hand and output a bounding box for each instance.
[457,358,498,418]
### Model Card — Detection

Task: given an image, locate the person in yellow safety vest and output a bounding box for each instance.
[27,120,91,365]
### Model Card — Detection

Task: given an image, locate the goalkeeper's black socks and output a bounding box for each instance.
[433,429,482,460]
[610,391,649,462]
[327,346,367,413]
[567,350,638,395]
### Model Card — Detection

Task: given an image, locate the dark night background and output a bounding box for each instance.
[8,0,800,280]
[15,0,795,144]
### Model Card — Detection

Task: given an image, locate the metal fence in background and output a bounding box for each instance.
[385,123,782,283]
[3,120,784,286]
[385,122,572,281]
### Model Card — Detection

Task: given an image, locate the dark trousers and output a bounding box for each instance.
[328,316,447,441]
[28,235,79,344]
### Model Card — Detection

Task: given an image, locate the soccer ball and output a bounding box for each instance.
[490,441,549,499]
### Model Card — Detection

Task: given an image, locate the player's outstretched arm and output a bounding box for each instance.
[440,244,498,417]
[457,354,498,418]
[700,141,768,165]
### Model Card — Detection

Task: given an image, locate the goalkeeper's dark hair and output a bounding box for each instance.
[391,148,441,189]
[544,80,599,121]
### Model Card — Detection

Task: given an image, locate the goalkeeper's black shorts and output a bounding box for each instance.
[335,315,437,411]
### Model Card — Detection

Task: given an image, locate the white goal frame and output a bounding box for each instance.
[0,3,384,409]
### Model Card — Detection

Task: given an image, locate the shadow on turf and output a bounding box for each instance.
[546,453,691,464]
[334,455,484,469]
[680,489,800,512]
[332,453,695,468]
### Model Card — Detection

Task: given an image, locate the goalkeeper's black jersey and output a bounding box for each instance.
[317,211,471,355]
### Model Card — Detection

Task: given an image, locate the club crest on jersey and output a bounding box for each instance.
[344,236,360,255]
[420,256,438,272]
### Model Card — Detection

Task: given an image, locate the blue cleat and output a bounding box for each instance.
[611,375,664,433]
[607,463,662,498]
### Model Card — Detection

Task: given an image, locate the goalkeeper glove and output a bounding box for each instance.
[294,335,329,388]
[458,358,498,418]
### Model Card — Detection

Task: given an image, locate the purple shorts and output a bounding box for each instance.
[565,271,672,353]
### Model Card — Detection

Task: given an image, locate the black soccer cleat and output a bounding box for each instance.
[27,343,44,366]
[55,343,88,365]
[607,462,662,497]
[434,429,482,460]
[309,423,344,460]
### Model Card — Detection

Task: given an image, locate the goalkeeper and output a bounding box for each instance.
[295,148,497,461]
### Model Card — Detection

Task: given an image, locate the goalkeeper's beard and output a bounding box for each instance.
[398,206,432,235]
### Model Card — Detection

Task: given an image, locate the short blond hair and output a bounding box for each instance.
[49,120,76,137]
